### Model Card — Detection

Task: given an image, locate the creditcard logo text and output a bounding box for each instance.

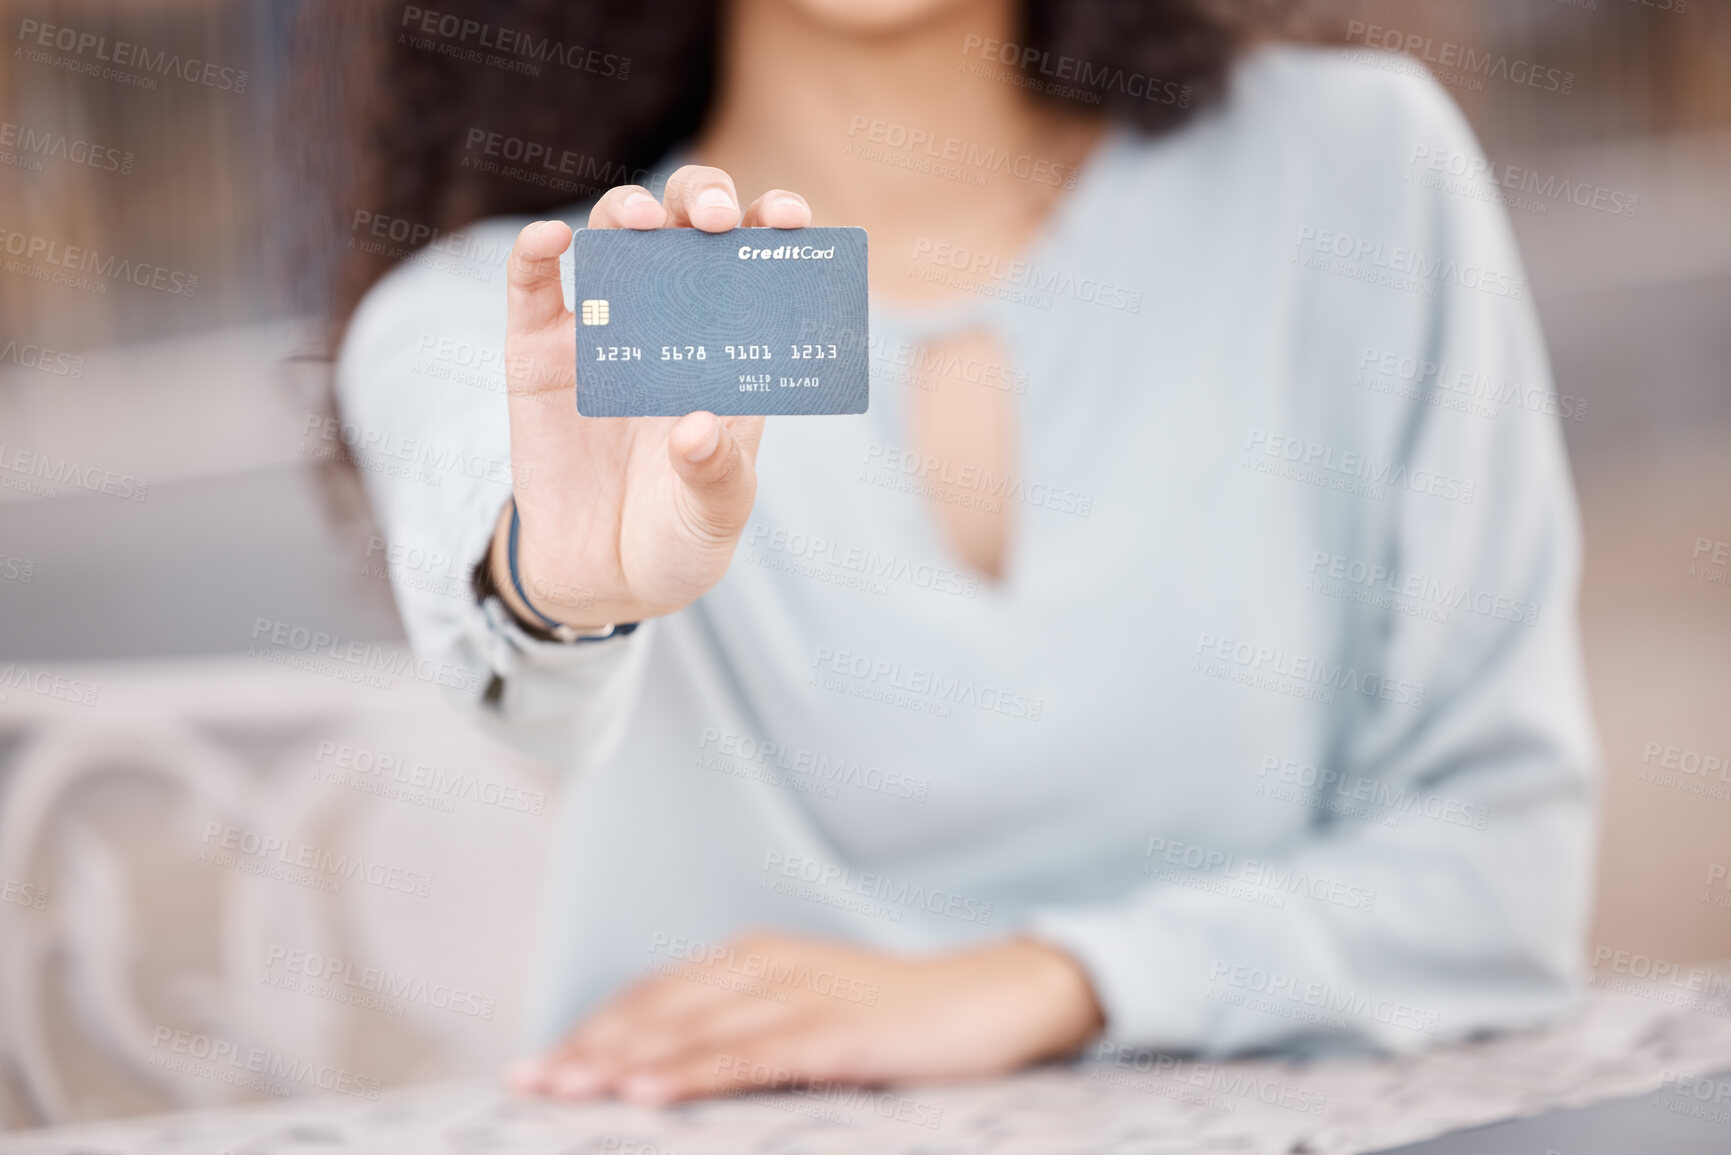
[737,244,837,261]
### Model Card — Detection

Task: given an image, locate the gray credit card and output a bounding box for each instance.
[572,226,869,417]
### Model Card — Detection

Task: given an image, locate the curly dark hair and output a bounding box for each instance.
[292,0,1301,337]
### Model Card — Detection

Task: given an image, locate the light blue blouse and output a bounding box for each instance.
[338,44,1597,1057]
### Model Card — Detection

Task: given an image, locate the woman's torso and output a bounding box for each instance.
[531,49,1453,1036]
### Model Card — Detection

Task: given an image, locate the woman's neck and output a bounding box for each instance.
[695,0,1104,300]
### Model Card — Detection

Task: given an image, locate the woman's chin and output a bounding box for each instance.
[767,0,988,37]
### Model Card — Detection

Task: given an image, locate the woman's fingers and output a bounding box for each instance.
[507,934,895,1106]
[588,184,667,230]
[534,971,728,1095]
[662,165,742,231]
[721,414,767,458]
[591,175,807,231]
[602,988,794,1075]
[741,189,812,229]
[554,981,696,1062]
[668,410,725,466]
[668,412,762,543]
[669,414,768,479]
[618,1023,842,1106]
[550,992,825,1107]
[505,220,574,335]
[554,994,795,1099]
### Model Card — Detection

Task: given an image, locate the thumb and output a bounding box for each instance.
[668,412,761,541]
[506,220,573,336]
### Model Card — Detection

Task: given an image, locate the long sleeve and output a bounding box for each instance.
[1025,60,1599,1055]
[334,219,651,769]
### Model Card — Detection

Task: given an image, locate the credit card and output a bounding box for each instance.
[572,226,869,417]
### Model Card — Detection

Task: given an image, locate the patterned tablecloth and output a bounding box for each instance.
[2,975,1728,1155]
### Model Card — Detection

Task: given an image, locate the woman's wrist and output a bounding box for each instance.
[483,500,620,635]
[998,936,1106,1058]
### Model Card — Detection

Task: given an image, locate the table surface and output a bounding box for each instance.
[3,975,1728,1155]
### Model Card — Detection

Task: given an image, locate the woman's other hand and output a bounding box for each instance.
[506,932,1104,1105]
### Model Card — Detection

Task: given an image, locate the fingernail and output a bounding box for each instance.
[684,414,722,463]
[623,190,655,210]
[695,187,736,214]
[619,1074,671,1106]
[551,1064,600,1099]
[505,1057,547,1093]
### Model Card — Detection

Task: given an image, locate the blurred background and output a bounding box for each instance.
[1,0,1728,1130]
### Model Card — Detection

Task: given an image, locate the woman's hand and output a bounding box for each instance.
[492,166,810,629]
[507,932,1104,1105]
